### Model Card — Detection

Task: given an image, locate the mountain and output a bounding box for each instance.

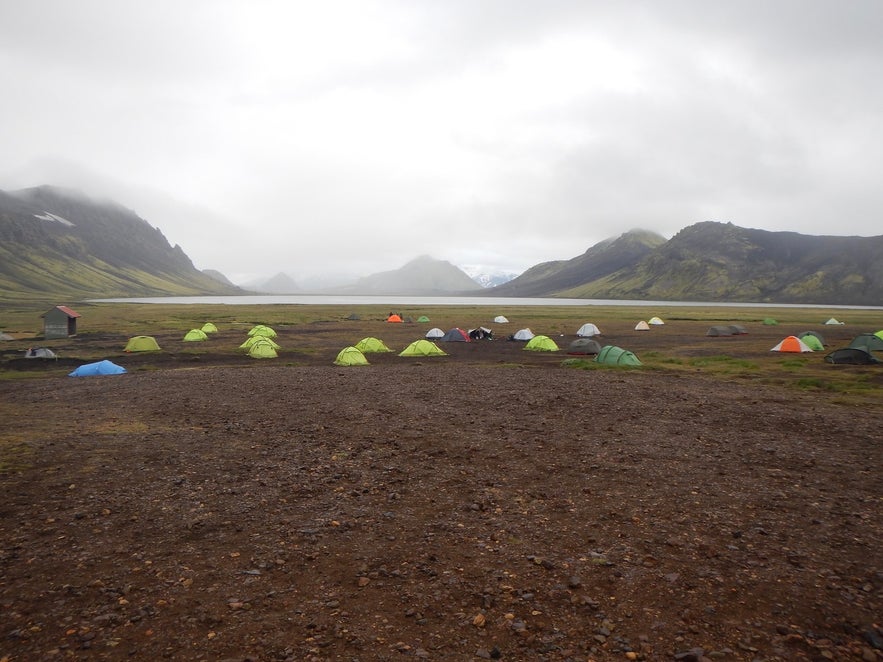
[202,269,237,287]
[545,222,883,305]
[459,264,520,288]
[487,229,667,297]
[0,185,241,299]
[252,272,301,294]
[334,255,483,295]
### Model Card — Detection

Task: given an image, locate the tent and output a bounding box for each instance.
[68,360,127,377]
[399,339,447,357]
[875,330,883,341]
[25,347,57,358]
[798,334,825,352]
[425,327,444,339]
[567,338,602,355]
[511,328,534,341]
[248,324,277,338]
[468,327,493,340]
[762,318,779,326]
[576,322,601,337]
[635,320,650,331]
[183,328,208,342]
[595,345,642,366]
[0,332,13,341]
[334,346,369,366]
[494,315,509,324]
[417,315,431,323]
[248,339,278,358]
[201,322,218,334]
[124,335,161,352]
[648,316,665,325]
[770,336,813,353]
[848,333,883,352]
[346,313,361,320]
[240,336,280,350]
[728,324,748,335]
[799,330,825,344]
[825,348,880,365]
[355,337,393,353]
[706,326,734,337]
[440,328,470,342]
[824,318,845,325]
[386,314,403,323]
[524,335,559,352]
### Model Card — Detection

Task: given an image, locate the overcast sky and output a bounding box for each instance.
[1,1,881,285]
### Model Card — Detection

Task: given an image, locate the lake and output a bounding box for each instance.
[88,294,883,310]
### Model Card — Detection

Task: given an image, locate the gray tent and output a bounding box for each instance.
[825,347,879,365]
[706,326,734,337]
[567,338,602,355]
[25,347,57,359]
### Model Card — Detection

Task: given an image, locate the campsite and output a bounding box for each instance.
[1,302,881,661]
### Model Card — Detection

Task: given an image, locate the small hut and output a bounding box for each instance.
[42,305,81,339]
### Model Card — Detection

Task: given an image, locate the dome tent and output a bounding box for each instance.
[576,323,601,337]
[524,335,559,352]
[240,336,280,350]
[440,328,470,342]
[797,334,824,352]
[355,337,393,353]
[334,346,369,366]
[124,335,161,352]
[648,316,665,325]
[183,328,208,342]
[635,320,650,331]
[417,315,431,323]
[770,336,813,353]
[201,322,218,334]
[399,340,447,357]
[425,327,444,339]
[494,315,509,323]
[248,339,278,358]
[511,328,534,341]
[567,338,602,355]
[248,324,277,338]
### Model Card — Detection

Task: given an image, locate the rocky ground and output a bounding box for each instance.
[1,319,881,661]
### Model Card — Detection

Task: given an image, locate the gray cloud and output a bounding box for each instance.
[1,1,881,284]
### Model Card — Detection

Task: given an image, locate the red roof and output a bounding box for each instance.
[54,305,81,318]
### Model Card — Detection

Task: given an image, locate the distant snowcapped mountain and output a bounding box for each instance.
[459,264,519,288]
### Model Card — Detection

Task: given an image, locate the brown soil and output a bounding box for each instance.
[1,319,881,661]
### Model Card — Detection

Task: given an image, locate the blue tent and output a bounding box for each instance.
[68,360,127,377]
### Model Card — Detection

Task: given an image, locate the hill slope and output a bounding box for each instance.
[555,222,883,305]
[334,255,483,295]
[0,186,241,299]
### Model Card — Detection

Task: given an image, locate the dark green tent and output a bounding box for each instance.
[595,345,642,366]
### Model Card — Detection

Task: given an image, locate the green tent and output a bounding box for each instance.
[355,337,393,353]
[762,318,779,326]
[124,335,161,352]
[248,339,278,358]
[240,335,280,350]
[417,315,430,323]
[334,346,369,366]
[595,345,642,366]
[399,339,447,357]
[183,328,208,342]
[849,333,883,352]
[524,335,559,352]
[875,330,883,341]
[201,322,218,334]
[798,334,824,352]
[248,324,277,338]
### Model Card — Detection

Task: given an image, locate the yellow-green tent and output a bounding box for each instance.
[524,335,559,352]
[124,335,161,352]
[355,337,393,353]
[334,346,369,366]
[183,329,208,342]
[201,322,218,334]
[398,339,447,357]
[248,339,278,358]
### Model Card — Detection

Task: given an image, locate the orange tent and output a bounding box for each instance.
[770,335,813,353]
[386,314,403,323]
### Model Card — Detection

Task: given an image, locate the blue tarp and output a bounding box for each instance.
[68,360,127,377]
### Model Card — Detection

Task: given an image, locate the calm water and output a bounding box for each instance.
[88,294,883,310]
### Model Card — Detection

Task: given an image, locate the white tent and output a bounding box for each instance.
[576,322,601,337]
[494,315,509,323]
[425,327,444,339]
[648,316,665,325]
[512,328,534,341]
[635,320,651,331]
[824,317,845,325]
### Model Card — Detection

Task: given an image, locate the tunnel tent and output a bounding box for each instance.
[848,333,883,352]
[399,339,447,357]
[183,328,208,342]
[567,338,602,355]
[524,335,559,352]
[576,322,601,337]
[334,346,369,366]
[68,360,127,377]
[706,326,734,336]
[825,347,880,365]
[355,337,393,353]
[124,335,161,352]
[595,345,642,366]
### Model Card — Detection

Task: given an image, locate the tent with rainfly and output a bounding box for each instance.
[355,337,393,353]
[201,322,218,334]
[399,339,447,357]
[440,328,470,342]
[567,338,602,355]
[797,334,824,352]
[824,317,845,325]
[183,328,208,342]
[494,315,509,324]
[248,339,278,358]
[334,346,369,366]
[68,360,127,377]
[576,322,601,337]
[248,324,277,338]
[770,336,813,353]
[524,335,559,352]
[417,315,430,323]
[635,320,650,331]
[511,328,534,341]
[386,314,403,323]
[240,336,280,350]
[125,335,161,352]
[595,345,642,366]
[648,316,665,325]
[425,327,444,339]
[848,333,883,352]
[825,348,879,365]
